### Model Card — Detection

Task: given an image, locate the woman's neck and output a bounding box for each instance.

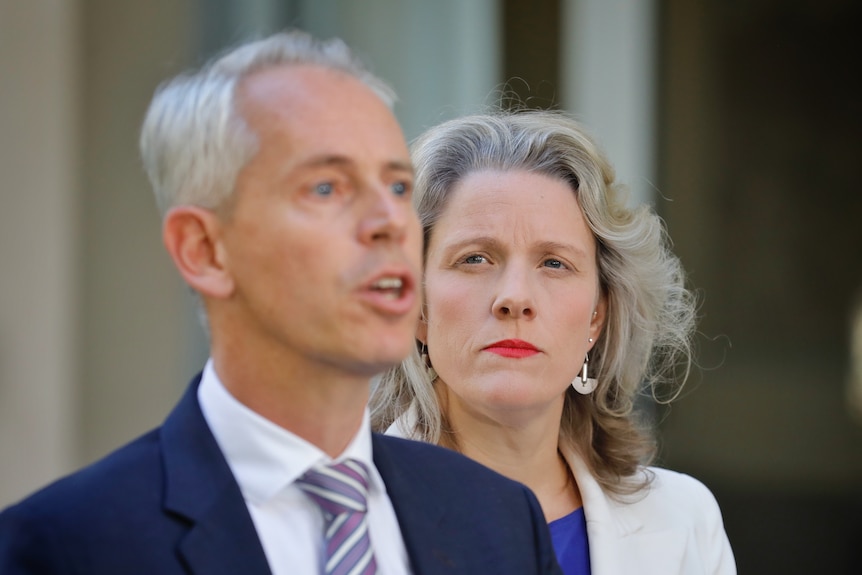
[440,393,582,522]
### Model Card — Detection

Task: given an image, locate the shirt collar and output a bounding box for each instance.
[197,358,383,504]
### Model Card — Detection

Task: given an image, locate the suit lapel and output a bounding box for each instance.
[160,377,272,575]
[372,434,458,575]
[175,497,273,575]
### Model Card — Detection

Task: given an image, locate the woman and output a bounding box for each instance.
[370,110,735,574]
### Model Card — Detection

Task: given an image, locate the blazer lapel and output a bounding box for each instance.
[160,377,272,575]
[564,448,689,575]
[372,435,457,575]
[565,452,627,575]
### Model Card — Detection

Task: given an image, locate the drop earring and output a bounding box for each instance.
[418,341,437,380]
[572,351,598,394]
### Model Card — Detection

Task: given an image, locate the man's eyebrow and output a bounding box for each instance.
[295,155,353,169]
[295,156,413,175]
[384,160,414,174]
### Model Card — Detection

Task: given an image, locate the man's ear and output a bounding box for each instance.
[162,206,234,299]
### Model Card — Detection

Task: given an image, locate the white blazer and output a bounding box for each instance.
[561,447,736,575]
[386,416,736,575]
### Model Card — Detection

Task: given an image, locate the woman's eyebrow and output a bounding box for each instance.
[535,240,590,259]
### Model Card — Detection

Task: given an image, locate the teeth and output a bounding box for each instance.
[372,277,404,300]
[373,277,403,290]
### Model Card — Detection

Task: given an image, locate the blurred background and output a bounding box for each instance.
[1,0,860,572]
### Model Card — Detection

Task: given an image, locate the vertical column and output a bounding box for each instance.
[560,0,657,206]
[0,0,80,506]
[78,0,197,465]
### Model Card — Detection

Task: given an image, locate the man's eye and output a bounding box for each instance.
[313,183,334,196]
[464,255,487,264]
[391,181,409,196]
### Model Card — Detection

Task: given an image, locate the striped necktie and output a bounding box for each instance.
[296,459,379,575]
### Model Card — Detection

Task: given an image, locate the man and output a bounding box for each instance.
[0,31,562,575]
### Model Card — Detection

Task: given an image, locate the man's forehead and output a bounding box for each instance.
[237,64,375,113]
[233,65,410,174]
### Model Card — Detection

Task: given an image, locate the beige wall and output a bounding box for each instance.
[0,0,80,505]
[0,0,199,506]
[77,0,198,465]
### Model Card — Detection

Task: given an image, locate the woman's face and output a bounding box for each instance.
[420,169,606,425]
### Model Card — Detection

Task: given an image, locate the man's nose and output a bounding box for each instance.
[357,185,410,244]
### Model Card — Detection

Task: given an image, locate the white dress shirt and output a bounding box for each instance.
[198,359,412,575]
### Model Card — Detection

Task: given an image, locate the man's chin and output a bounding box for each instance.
[346,344,413,377]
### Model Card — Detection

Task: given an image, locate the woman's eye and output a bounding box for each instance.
[313,182,334,196]
[391,181,410,196]
[543,259,566,269]
[464,254,487,265]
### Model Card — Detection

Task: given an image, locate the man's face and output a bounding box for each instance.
[216,65,422,377]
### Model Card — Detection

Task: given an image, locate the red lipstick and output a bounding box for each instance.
[483,339,540,358]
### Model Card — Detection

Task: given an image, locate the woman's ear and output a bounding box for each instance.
[162,206,234,299]
[416,313,428,345]
[589,292,608,347]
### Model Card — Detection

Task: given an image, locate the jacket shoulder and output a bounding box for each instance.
[374,433,530,487]
[372,434,563,575]
[640,466,724,519]
[626,467,735,572]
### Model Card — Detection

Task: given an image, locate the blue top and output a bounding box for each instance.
[548,507,591,575]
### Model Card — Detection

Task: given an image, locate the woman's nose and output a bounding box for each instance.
[492,267,535,319]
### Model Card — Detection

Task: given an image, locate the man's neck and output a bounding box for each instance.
[210,349,372,459]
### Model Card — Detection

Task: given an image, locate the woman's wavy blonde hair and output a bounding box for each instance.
[369,110,697,496]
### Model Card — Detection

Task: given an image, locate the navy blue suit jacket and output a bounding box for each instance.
[0,376,562,574]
